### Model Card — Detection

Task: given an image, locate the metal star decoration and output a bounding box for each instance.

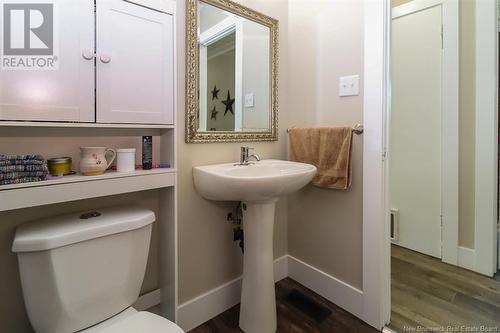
[211,85,220,100]
[222,90,235,115]
[210,106,218,120]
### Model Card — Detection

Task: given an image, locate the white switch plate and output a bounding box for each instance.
[244,93,254,108]
[339,75,360,97]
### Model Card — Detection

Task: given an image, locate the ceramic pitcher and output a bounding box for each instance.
[80,147,116,176]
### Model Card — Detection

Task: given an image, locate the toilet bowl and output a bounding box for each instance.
[12,206,184,333]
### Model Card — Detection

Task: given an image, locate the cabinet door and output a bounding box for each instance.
[96,0,174,125]
[0,0,94,122]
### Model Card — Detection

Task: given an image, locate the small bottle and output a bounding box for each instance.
[142,136,153,170]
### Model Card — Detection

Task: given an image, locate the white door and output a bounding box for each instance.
[390,5,443,258]
[0,0,94,122]
[96,0,174,125]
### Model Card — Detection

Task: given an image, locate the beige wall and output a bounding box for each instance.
[241,20,271,130]
[458,0,476,249]
[176,0,291,303]
[286,0,365,289]
[391,0,478,249]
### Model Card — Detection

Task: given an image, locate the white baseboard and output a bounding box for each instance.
[136,255,364,331]
[134,289,161,311]
[177,255,289,332]
[178,276,242,332]
[287,255,364,319]
[274,254,289,281]
[458,246,476,271]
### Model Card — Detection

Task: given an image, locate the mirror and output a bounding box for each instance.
[186,0,278,143]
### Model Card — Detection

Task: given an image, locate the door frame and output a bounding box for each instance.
[198,16,243,131]
[363,0,499,329]
[391,0,460,265]
[362,0,390,328]
[474,0,498,277]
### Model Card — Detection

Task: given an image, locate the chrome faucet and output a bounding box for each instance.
[239,146,260,165]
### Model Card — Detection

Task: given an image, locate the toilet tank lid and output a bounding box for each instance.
[12,206,155,253]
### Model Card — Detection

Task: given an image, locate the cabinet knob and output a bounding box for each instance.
[99,54,111,64]
[82,50,95,60]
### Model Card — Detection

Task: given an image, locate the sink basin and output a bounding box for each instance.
[193,159,316,333]
[193,159,317,202]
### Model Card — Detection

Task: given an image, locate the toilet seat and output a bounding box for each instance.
[82,308,185,333]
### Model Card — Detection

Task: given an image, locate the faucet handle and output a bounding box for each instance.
[241,146,253,154]
[239,147,254,164]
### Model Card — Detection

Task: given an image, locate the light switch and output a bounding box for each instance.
[244,93,255,108]
[339,75,360,97]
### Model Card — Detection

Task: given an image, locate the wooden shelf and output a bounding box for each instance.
[0,121,175,129]
[0,169,176,212]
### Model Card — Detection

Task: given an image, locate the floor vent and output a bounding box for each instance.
[390,209,399,242]
[285,289,332,323]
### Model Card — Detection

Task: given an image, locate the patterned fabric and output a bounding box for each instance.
[0,177,46,186]
[0,154,46,166]
[0,171,48,180]
[0,155,48,186]
[0,164,48,172]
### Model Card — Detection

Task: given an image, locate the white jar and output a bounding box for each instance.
[116,148,136,172]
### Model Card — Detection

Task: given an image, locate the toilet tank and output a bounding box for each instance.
[12,206,156,333]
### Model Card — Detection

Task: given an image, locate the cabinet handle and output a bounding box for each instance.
[82,50,95,60]
[99,54,111,64]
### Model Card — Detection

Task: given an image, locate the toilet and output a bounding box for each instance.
[12,206,184,333]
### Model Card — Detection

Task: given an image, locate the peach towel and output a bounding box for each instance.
[289,127,353,190]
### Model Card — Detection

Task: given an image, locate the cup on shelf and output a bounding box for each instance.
[79,147,116,176]
[47,157,72,176]
[116,148,136,173]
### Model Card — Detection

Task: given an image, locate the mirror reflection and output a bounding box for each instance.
[197,1,271,132]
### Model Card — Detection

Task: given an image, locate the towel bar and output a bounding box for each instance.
[287,124,364,135]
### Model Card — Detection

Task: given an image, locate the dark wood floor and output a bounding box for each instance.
[189,278,377,333]
[390,245,500,332]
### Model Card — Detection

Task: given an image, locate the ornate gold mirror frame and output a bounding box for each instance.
[186,0,279,143]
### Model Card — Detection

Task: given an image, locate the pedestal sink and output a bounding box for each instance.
[193,159,316,333]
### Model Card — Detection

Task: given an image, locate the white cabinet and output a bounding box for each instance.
[96,0,174,125]
[0,0,95,122]
[0,0,174,126]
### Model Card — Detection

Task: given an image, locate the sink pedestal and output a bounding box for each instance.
[239,201,277,333]
[193,159,317,333]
